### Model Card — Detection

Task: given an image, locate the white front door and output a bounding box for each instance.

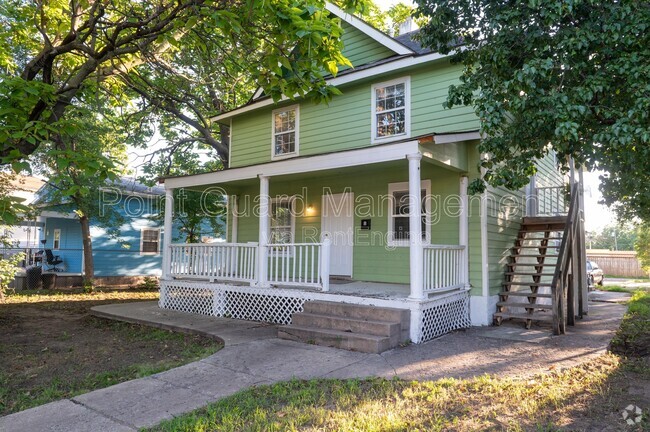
[321,192,354,277]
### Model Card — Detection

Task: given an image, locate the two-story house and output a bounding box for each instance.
[158,3,582,353]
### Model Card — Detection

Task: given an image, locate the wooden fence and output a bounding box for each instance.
[586,250,648,278]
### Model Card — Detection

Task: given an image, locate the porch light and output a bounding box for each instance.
[306,205,316,216]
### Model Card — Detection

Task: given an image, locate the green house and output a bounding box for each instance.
[159,3,582,351]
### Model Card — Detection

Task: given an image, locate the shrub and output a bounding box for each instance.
[0,253,25,301]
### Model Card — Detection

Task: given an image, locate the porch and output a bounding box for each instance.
[159,138,478,344]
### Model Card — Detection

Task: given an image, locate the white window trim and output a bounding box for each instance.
[53,228,61,250]
[140,228,161,255]
[271,104,300,160]
[371,76,411,145]
[387,179,431,247]
[268,196,296,255]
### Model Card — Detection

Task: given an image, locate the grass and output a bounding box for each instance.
[610,289,650,357]
[0,288,222,415]
[146,289,650,432]
[147,355,647,431]
[597,285,635,293]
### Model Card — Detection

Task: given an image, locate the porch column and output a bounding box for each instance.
[162,188,174,280]
[407,153,425,300]
[459,176,470,287]
[258,175,270,287]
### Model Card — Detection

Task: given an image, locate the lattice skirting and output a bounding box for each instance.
[418,290,472,342]
[160,280,471,343]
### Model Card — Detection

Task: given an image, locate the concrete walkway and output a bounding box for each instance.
[0,299,627,431]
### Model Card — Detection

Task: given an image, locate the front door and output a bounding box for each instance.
[321,192,354,277]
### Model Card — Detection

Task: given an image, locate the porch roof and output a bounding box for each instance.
[162,132,479,190]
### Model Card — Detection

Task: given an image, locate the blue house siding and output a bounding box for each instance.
[43,217,84,273]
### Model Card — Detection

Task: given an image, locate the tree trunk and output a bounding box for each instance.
[79,215,94,284]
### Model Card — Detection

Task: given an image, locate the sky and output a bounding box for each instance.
[129,0,618,232]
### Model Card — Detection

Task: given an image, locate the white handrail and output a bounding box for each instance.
[422,244,466,293]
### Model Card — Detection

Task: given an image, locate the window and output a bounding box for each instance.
[388,180,431,246]
[140,228,160,254]
[371,77,410,143]
[272,105,299,158]
[270,198,294,245]
[53,229,61,250]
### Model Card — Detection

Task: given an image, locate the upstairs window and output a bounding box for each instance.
[140,228,160,255]
[371,77,410,143]
[272,106,299,158]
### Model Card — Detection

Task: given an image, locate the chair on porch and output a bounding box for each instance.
[44,249,63,272]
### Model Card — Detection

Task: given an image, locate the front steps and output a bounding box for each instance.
[278,300,410,353]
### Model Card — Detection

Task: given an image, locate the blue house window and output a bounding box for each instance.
[140,229,160,255]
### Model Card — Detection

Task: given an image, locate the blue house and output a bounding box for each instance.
[32,178,174,283]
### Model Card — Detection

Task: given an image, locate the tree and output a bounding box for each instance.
[415,0,650,220]
[586,223,638,251]
[33,104,129,285]
[0,0,363,171]
[139,146,226,244]
[635,223,650,271]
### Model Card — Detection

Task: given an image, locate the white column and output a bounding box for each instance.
[162,188,174,280]
[459,176,469,288]
[258,175,270,287]
[407,153,424,300]
[321,237,331,292]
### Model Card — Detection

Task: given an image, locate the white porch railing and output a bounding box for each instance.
[168,240,331,291]
[169,243,258,283]
[423,244,466,293]
[534,186,568,216]
[266,241,330,290]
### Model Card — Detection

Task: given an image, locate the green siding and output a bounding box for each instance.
[227,162,462,284]
[466,143,484,296]
[339,22,395,68]
[229,62,480,168]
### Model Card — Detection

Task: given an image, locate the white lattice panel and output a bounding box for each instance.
[419,290,471,342]
[160,282,215,316]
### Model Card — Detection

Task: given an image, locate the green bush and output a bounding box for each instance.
[0,253,25,301]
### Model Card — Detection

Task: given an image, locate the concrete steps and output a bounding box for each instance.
[278,301,410,354]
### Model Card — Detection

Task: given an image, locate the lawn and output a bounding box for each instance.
[0,288,222,416]
[148,291,650,432]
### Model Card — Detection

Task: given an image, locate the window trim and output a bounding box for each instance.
[268,196,296,255]
[387,179,431,247]
[271,104,300,160]
[371,76,411,144]
[140,228,161,255]
[53,228,61,250]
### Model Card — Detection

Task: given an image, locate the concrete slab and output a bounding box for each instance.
[72,376,213,429]
[201,339,370,381]
[589,290,633,304]
[0,399,135,432]
[91,301,278,345]
[152,360,271,399]
[472,324,552,343]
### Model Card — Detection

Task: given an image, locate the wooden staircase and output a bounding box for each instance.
[494,216,567,329]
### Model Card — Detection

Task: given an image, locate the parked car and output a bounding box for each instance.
[587,261,604,288]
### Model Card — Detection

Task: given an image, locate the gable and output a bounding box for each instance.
[339,21,397,68]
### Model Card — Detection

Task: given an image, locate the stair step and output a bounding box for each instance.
[503,282,553,287]
[291,312,400,338]
[304,301,409,326]
[522,216,568,225]
[278,325,393,354]
[497,301,553,310]
[506,262,556,267]
[494,312,553,322]
[512,245,558,249]
[505,272,555,276]
[499,291,552,298]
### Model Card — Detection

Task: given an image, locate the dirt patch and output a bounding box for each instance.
[0,290,221,415]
